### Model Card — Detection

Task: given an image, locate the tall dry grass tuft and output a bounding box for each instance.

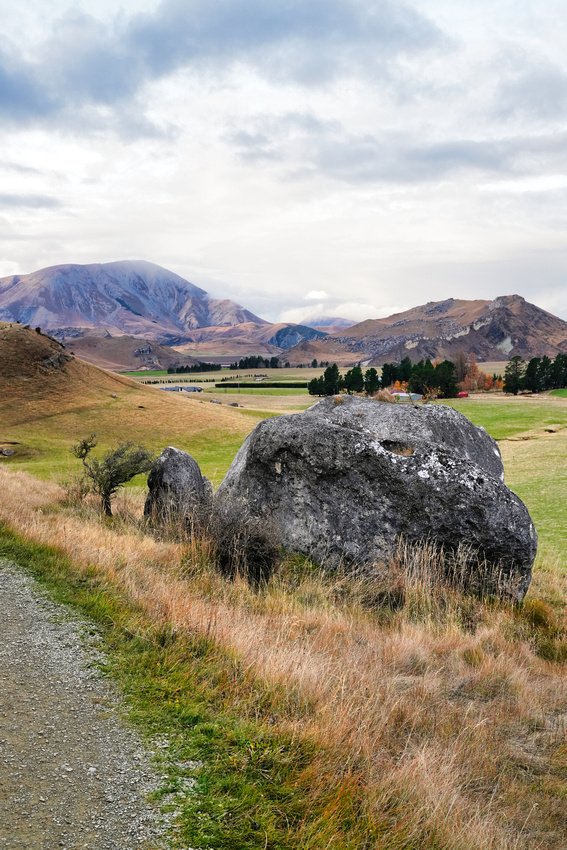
[375,389,397,403]
[1,465,566,848]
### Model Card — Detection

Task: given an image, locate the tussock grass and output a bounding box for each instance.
[1,466,567,848]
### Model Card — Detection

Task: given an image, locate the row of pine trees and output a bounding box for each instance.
[308,358,460,398]
[308,352,567,398]
[503,353,567,394]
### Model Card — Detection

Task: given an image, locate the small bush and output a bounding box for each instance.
[518,598,557,632]
[71,434,155,516]
[185,501,281,587]
[462,646,485,667]
[514,599,567,662]
[61,473,92,506]
[374,390,396,403]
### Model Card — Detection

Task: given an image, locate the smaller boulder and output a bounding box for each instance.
[144,446,211,520]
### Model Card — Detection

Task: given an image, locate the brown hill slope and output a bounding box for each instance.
[174,323,283,359]
[66,335,198,372]
[280,338,360,367]
[285,295,567,365]
[173,321,327,360]
[0,323,258,482]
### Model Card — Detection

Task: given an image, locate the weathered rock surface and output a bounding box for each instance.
[216,396,537,600]
[144,446,211,519]
[304,395,505,481]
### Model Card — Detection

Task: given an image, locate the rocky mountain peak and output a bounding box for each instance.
[0,260,268,343]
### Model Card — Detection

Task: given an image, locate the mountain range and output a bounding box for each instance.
[293,295,567,367]
[2,261,567,369]
[0,260,266,343]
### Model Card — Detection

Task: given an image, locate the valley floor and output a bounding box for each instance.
[2,389,567,849]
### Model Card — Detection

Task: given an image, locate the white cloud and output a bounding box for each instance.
[334,302,408,322]
[2,1,567,323]
[0,259,20,278]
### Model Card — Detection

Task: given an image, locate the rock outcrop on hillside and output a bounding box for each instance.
[284,295,567,365]
[216,396,537,600]
[0,322,73,380]
[144,447,212,520]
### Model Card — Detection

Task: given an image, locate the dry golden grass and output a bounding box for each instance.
[183,391,313,414]
[0,323,261,482]
[1,465,566,848]
[0,322,257,429]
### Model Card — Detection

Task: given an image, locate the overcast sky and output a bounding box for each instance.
[1,0,567,323]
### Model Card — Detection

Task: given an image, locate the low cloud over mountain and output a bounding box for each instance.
[0,260,268,343]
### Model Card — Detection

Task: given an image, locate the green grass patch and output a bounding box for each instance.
[0,427,263,489]
[0,526,394,850]
[120,369,168,377]
[500,438,567,560]
[443,399,567,439]
[215,383,308,390]
[442,399,567,565]
[2,402,265,485]
[205,387,309,396]
[183,431,258,486]
[550,388,567,398]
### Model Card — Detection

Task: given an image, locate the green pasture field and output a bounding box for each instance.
[444,397,567,439]
[127,368,323,383]
[205,386,309,396]
[2,420,259,488]
[502,435,567,572]
[443,397,567,568]
[550,388,567,398]
[120,369,168,377]
[6,384,567,570]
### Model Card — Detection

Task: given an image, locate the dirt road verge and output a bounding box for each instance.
[0,559,169,849]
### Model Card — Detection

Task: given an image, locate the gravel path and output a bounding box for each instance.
[0,559,171,849]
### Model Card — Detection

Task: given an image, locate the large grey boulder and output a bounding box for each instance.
[216,396,536,600]
[144,447,212,519]
[303,395,505,481]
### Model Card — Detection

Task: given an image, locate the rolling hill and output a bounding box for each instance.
[304,317,357,334]
[0,322,259,482]
[173,321,327,360]
[65,334,199,372]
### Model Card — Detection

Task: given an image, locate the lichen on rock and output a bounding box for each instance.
[216,396,536,600]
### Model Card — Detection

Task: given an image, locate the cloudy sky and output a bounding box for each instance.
[1,0,567,323]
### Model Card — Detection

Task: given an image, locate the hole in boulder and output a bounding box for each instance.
[381,440,414,456]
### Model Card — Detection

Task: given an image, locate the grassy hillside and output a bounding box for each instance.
[0,323,261,484]
[2,324,567,847]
